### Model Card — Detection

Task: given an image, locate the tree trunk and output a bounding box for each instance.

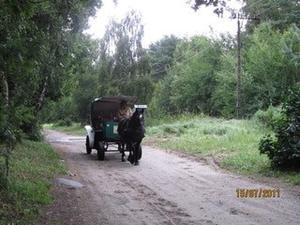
[0,71,9,108]
[36,74,49,113]
[0,71,11,188]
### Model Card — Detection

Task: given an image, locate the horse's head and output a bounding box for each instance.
[130,109,144,128]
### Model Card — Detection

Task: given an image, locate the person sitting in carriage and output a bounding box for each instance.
[117,100,133,121]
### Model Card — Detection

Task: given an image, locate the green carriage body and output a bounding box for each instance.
[103,121,119,140]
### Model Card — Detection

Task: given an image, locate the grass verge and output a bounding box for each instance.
[146,115,300,185]
[0,140,66,225]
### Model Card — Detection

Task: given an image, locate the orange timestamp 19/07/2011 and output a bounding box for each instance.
[236,188,280,198]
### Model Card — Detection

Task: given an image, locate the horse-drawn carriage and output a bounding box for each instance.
[84,96,146,165]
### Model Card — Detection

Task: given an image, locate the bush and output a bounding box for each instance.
[259,84,300,169]
[55,118,72,127]
[253,105,282,129]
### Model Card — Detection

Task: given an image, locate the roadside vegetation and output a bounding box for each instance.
[0,140,65,225]
[146,114,300,185]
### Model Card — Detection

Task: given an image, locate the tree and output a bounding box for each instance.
[68,35,100,123]
[152,36,222,115]
[191,0,228,17]
[96,11,154,103]
[244,23,300,110]
[0,0,101,138]
[191,0,244,117]
[243,0,300,31]
[0,0,101,188]
[192,0,300,114]
[212,50,257,117]
[40,35,100,124]
[192,0,300,31]
[148,35,180,80]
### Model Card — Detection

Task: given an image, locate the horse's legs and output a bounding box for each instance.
[133,142,140,166]
[133,145,138,166]
[118,143,125,162]
[127,143,134,164]
[121,143,125,162]
[122,142,140,165]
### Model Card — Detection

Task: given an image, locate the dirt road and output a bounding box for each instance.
[43,130,300,225]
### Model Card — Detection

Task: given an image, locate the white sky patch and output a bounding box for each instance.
[85,0,244,47]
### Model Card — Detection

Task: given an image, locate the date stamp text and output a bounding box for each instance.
[236,188,280,198]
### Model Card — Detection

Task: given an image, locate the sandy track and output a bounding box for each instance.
[42,130,300,225]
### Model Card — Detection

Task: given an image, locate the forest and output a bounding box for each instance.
[0,0,299,183]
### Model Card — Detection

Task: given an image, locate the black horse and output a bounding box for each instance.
[117,110,145,165]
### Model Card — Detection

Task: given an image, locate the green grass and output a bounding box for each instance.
[146,115,300,185]
[43,122,84,135]
[0,140,66,225]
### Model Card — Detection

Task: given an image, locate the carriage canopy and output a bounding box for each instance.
[91,96,138,123]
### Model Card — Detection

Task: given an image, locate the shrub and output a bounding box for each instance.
[56,118,72,127]
[259,84,300,169]
[253,105,282,129]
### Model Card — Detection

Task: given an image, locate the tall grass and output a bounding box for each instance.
[146,115,300,185]
[0,140,66,224]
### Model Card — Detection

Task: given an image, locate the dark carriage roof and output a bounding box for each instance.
[91,96,137,120]
[93,96,138,105]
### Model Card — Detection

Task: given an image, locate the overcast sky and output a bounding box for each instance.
[86,0,244,47]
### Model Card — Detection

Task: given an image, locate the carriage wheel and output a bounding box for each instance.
[137,145,142,160]
[86,136,92,154]
[97,142,105,160]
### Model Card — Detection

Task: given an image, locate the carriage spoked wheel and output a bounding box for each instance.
[86,136,92,155]
[97,141,105,161]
